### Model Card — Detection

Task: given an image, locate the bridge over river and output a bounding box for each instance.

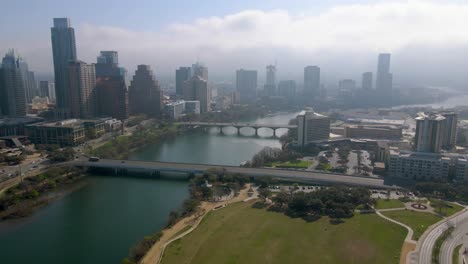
[176,122,297,136]
[77,159,390,188]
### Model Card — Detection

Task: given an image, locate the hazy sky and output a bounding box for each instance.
[1,0,468,89]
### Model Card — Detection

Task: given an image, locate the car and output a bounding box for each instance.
[121,161,125,163]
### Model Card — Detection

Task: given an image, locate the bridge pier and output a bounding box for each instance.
[272,128,277,137]
[219,126,224,135]
[236,127,241,135]
[254,127,258,136]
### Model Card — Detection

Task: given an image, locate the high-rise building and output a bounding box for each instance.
[278,80,296,99]
[176,67,191,96]
[192,62,208,80]
[264,65,276,96]
[94,51,129,120]
[39,81,50,97]
[129,65,163,116]
[183,75,210,113]
[235,69,257,103]
[297,110,330,147]
[414,112,446,153]
[362,72,373,90]
[304,66,320,98]
[0,50,27,117]
[68,61,97,118]
[376,53,392,91]
[440,112,458,150]
[51,18,77,118]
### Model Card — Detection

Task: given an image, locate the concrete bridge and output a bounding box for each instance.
[77,159,389,188]
[176,122,297,136]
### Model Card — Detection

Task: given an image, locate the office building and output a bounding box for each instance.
[455,158,468,182]
[129,65,163,116]
[184,101,200,115]
[39,81,52,98]
[236,69,257,103]
[165,101,186,119]
[0,117,43,137]
[192,62,208,80]
[51,18,77,118]
[343,125,402,140]
[415,112,446,153]
[26,118,106,146]
[176,67,191,96]
[183,75,210,113]
[0,50,27,117]
[95,51,129,120]
[362,72,373,90]
[376,53,393,91]
[278,80,296,99]
[388,150,451,181]
[297,110,331,147]
[264,65,276,96]
[304,66,320,98]
[68,61,97,118]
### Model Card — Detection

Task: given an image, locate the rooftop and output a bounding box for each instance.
[0,117,44,126]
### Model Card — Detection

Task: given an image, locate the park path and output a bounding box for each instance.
[140,184,252,264]
[374,208,417,264]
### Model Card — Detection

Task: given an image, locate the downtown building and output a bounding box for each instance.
[361,72,373,90]
[277,80,296,100]
[304,66,320,99]
[95,51,129,121]
[297,110,331,147]
[39,80,56,100]
[68,61,97,119]
[375,53,393,92]
[0,50,27,117]
[235,69,257,103]
[264,65,276,96]
[182,75,210,113]
[175,67,191,97]
[51,18,77,119]
[129,65,163,117]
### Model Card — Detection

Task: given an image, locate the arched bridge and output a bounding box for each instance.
[176,122,297,136]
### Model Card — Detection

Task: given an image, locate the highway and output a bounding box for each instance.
[80,159,388,188]
[410,209,468,264]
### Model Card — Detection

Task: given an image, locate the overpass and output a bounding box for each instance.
[78,159,389,188]
[176,122,297,136]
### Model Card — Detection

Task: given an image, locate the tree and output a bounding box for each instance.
[258,188,271,201]
[272,192,290,207]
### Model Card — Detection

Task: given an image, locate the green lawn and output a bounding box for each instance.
[382,210,442,240]
[267,160,312,169]
[161,201,406,264]
[374,199,405,209]
[428,198,464,217]
[453,244,462,264]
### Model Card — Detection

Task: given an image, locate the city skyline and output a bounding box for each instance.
[2,1,468,89]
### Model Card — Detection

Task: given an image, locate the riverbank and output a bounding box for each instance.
[0,167,85,221]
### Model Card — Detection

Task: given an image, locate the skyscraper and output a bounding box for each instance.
[95,51,129,120]
[297,110,330,147]
[278,80,296,99]
[264,65,276,96]
[176,67,191,96]
[414,112,446,153]
[51,18,77,118]
[183,75,210,113]
[236,69,257,103]
[192,62,208,80]
[376,53,392,91]
[362,72,373,90]
[68,61,97,118]
[129,65,163,116]
[440,112,458,150]
[304,66,320,98]
[39,81,51,97]
[0,50,27,117]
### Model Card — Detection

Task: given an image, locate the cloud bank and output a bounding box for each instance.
[3,1,468,88]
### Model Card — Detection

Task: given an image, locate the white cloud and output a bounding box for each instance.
[3,1,468,87]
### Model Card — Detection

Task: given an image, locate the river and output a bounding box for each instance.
[0,111,300,264]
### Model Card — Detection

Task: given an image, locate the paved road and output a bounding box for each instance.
[440,218,468,264]
[410,209,468,264]
[80,159,389,188]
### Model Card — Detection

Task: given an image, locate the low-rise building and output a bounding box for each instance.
[388,149,451,181]
[165,101,186,120]
[343,124,402,140]
[455,158,468,182]
[0,117,43,137]
[185,101,200,115]
[26,118,106,146]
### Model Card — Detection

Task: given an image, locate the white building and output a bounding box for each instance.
[388,149,451,181]
[165,101,186,120]
[297,110,330,147]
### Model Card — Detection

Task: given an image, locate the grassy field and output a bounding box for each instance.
[267,160,312,169]
[382,210,442,240]
[428,198,464,217]
[374,199,405,209]
[161,201,406,264]
[453,244,462,264]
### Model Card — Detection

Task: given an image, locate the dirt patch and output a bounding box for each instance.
[400,241,416,264]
